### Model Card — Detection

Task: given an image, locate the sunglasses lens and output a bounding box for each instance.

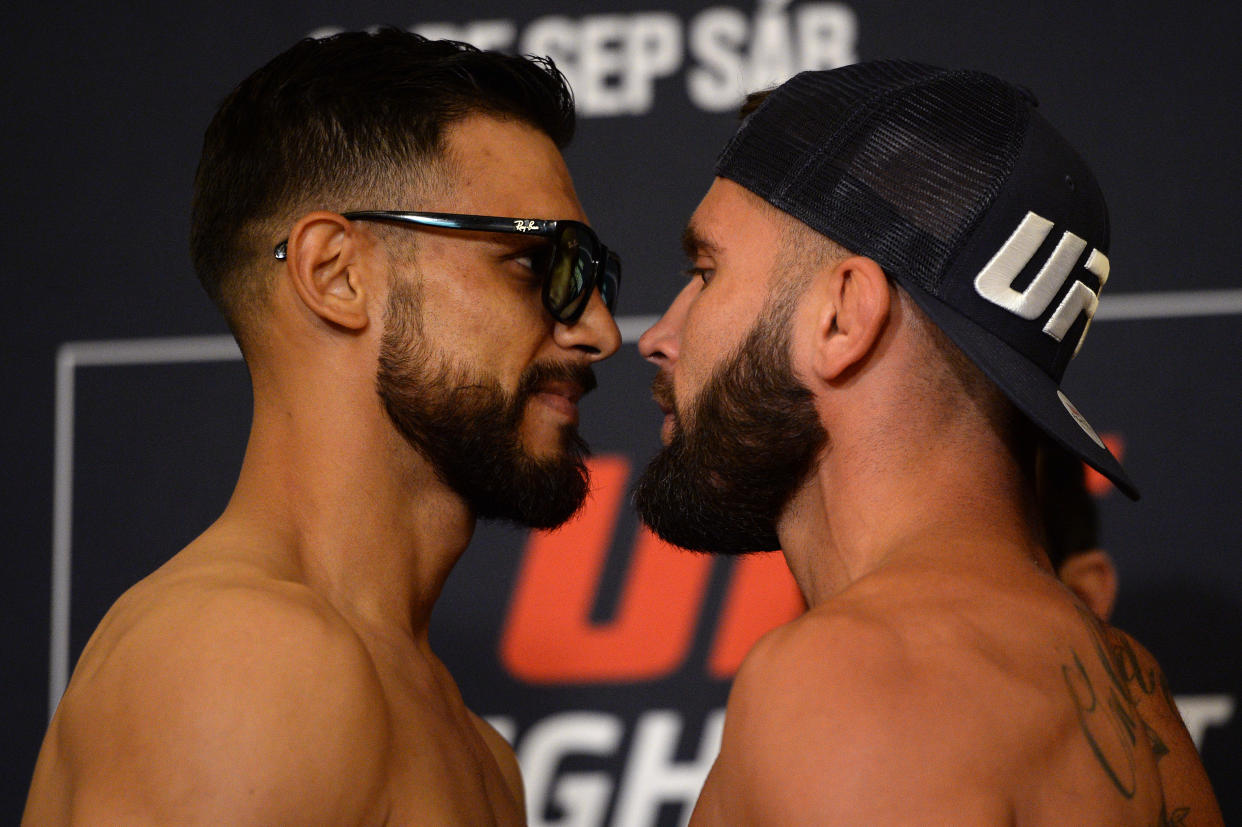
[601,252,621,312]
[543,223,619,322]
[547,225,592,320]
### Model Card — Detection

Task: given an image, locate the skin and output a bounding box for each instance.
[639,178,1221,825]
[1059,548,1119,621]
[23,114,620,826]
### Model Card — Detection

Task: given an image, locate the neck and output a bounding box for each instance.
[776,425,1040,609]
[209,368,475,642]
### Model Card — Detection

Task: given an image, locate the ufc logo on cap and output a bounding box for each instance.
[974,211,1109,355]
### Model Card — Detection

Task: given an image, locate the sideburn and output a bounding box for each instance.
[376,277,592,529]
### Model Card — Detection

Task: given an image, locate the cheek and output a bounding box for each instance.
[418,266,548,360]
[675,301,728,399]
[675,278,769,401]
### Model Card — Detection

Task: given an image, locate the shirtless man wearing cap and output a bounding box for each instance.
[24,30,620,824]
[635,62,1220,823]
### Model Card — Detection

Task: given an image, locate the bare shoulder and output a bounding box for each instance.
[729,604,907,705]
[695,606,1007,824]
[1097,623,1224,824]
[719,608,908,770]
[29,567,390,826]
[469,713,525,813]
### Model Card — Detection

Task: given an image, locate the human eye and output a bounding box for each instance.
[511,243,552,278]
[685,263,716,286]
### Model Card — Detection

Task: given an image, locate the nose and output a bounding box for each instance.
[638,281,697,369]
[553,287,622,361]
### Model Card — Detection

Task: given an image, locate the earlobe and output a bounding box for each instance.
[809,256,891,382]
[282,211,372,331]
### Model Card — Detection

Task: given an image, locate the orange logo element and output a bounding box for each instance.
[500,455,805,684]
[1084,433,1125,496]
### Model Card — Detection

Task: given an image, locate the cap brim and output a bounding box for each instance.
[901,285,1140,500]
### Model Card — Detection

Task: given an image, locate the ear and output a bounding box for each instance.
[1058,549,1119,621]
[808,255,891,382]
[281,211,372,331]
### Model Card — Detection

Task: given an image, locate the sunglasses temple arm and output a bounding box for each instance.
[344,211,557,237]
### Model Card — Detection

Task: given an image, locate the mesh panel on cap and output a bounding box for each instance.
[717,62,1029,296]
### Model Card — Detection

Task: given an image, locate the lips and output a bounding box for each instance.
[537,380,585,406]
[520,362,597,422]
[529,377,588,423]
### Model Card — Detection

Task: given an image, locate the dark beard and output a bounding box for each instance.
[633,295,827,553]
[376,279,593,529]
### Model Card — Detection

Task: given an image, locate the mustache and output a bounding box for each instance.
[651,371,676,415]
[519,360,598,399]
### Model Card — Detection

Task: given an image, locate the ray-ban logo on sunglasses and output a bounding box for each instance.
[513,219,540,232]
[974,211,1110,356]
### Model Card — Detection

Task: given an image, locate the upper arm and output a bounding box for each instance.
[1111,630,1224,823]
[56,584,390,826]
[696,615,1005,825]
[470,713,525,814]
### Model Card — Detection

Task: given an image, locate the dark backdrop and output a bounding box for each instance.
[4,1,1239,823]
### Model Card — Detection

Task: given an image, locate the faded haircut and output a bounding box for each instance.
[190,28,575,348]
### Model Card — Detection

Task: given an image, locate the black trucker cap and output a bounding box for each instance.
[715,60,1138,500]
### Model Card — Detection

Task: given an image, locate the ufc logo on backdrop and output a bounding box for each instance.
[974,211,1110,356]
[500,456,804,684]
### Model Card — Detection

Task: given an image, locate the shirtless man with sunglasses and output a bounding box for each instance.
[24,29,619,825]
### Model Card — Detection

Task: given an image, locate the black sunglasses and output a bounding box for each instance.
[275,210,620,325]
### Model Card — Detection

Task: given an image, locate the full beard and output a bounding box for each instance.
[633,292,828,554]
[376,278,593,529]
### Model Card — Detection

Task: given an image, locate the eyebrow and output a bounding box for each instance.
[681,222,722,260]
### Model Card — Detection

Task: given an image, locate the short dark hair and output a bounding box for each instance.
[738,88,771,119]
[190,28,575,344]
